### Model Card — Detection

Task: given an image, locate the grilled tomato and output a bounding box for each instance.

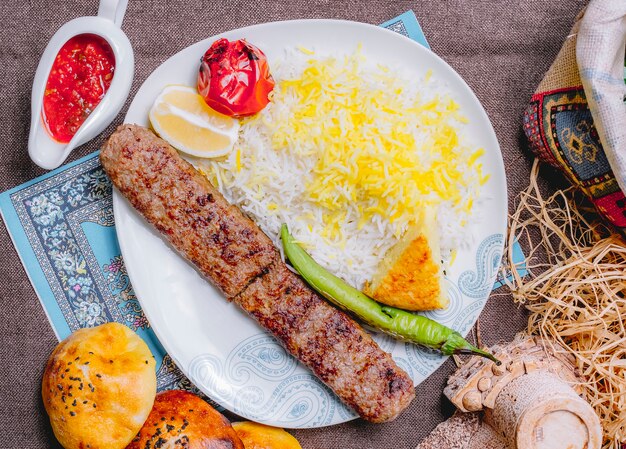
[197,38,274,117]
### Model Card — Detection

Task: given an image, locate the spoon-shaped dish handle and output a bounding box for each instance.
[98,0,129,27]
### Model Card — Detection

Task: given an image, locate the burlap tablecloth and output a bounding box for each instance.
[0,1,587,447]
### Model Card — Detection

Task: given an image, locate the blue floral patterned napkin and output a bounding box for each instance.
[0,11,525,394]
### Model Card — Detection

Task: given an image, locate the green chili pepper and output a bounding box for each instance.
[281,224,499,363]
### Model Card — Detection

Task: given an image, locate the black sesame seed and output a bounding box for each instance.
[57,384,63,391]
[88,351,94,355]
[69,411,76,417]
[68,362,72,365]
[109,360,113,364]
[84,361,90,365]
[166,424,174,432]
[75,357,80,361]
[61,374,65,379]
[161,417,166,421]
[83,400,88,404]
[145,360,148,364]
[79,383,83,390]
[61,396,66,403]
[64,368,70,372]
[96,374,102,378]
[68,393,73,397]
[93,403,97,408]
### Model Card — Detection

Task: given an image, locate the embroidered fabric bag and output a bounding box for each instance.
[523,0,626,229]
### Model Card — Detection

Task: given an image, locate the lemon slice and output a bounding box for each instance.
[149,85,240,158]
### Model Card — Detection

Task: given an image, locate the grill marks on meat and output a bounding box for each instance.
[235,261,415,422]
[100,124,415,422]
[101,124,277,298]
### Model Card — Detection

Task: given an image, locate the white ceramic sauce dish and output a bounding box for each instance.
[28,0,133,170]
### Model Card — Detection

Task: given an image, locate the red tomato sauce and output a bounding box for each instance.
[42,34,115,143]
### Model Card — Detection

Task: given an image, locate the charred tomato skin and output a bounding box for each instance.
[197,38,274,117]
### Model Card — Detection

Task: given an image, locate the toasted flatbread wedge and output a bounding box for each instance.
[365,209,448,311]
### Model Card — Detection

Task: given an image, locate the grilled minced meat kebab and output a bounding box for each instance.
[101,124,415,422]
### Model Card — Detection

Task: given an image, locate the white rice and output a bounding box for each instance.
[196,47,484,288]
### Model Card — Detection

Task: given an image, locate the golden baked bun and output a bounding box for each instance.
[365,209,448,311]
[127,390,244,449]
[232,421,302,449]
[42,322,156,449]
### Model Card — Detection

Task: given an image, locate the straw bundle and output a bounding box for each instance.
[505,159,626,449]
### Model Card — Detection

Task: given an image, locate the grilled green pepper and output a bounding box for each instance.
[281,224,499,363]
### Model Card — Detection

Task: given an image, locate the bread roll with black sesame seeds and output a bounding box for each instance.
[42,322,156,449]
[127,390,244,449]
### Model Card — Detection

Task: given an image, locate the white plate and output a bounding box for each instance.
[113,19,507,428]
